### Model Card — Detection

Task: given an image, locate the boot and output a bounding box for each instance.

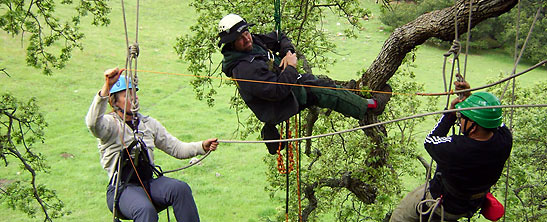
[370,84,392,115]
[261,123,286,155]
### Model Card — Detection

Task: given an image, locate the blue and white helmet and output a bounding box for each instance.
[110,75,138,94]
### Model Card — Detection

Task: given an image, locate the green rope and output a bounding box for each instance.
[274,0,281,41]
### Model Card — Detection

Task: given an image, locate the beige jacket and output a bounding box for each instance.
[85,92,205,180]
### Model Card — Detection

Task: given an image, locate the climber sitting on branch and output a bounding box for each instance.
[217,13,392,154]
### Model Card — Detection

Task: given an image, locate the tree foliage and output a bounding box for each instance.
[1,0,111,220]
[0,93,69,221]
[0,0,111,75]
[263,56,438,221]
[177,0,523,220]
[488,80,547,221]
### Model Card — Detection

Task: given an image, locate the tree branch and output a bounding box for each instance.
[304,107,319,156]
[361,0,518,90]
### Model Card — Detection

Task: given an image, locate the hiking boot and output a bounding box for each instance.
[370,84,392,115]
[261,123,286,155]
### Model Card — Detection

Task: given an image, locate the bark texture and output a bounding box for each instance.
[361,0,518,90]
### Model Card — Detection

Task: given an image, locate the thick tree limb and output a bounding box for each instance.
[361,0,518,90]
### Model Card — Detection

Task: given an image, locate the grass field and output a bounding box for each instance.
[1,0,546,221]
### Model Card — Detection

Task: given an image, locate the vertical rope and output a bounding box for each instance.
[500,7,542,101]
[297,114,302,222]
[423,1,464,219]
[113,1,131,220]
[277,122,286,173]
[112,1,146,221]
[462,0,473,80]
[131,0,140,113]
[276,117,299,221]
[502,1,520,220]
[274,0,282,41]
[285,120,290,222]
[443,0,463,134]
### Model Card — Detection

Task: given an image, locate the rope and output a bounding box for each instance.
[424,1,467,215]
[297,114,302,222]
[122,58,547,98]
[151,56,546,178]
[161,150,212,174]
[217,104,547,144]
[273,116,302,222]
[113,1,146,221]
[423,60,547,96]
[276,122,295,174]
[417,197,445,222]
[462,0,473,80]
[274,0,282,41]
[503,1,521,220]
[500,6,543,101]
[285,120,290,222]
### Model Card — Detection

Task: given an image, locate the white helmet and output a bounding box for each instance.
[218,14,253,47]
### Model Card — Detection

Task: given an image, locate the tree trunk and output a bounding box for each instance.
[361,0,518,90]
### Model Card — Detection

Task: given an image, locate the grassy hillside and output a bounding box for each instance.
[1,0,546,221]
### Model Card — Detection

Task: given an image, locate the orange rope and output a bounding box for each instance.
[276,122,287,174]
[275,117,303,221]
[128,69,407,96]
[277,121,295,174]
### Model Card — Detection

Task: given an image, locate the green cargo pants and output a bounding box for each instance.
[292,75,369,120]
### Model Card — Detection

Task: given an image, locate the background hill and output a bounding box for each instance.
[1,0,546,221]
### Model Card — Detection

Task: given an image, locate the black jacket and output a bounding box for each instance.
[221,32,299,125]
[424,113,512,215]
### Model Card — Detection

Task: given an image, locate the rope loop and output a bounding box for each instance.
[417,197,445,222]
[129,42,140,58]
[443,40,461,57]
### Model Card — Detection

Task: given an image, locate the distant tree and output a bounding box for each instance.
[176,0,519,220]
[0,0,111,220]
[498,1,547,65]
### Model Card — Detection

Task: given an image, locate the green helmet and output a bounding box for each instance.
[455,92,502,129]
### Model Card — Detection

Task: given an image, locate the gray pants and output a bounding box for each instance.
[390,184,466,222]
[107,176,199,222]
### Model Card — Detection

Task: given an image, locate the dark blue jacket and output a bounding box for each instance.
[424,113,512,214]
[221,32,299,124]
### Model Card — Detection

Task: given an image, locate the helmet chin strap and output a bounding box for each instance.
[462,120,477,137]
[113,105,137,117]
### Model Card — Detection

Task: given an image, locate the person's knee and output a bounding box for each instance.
[177,181,193,195]
[132,204,158,221]
[168,180,193,198]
